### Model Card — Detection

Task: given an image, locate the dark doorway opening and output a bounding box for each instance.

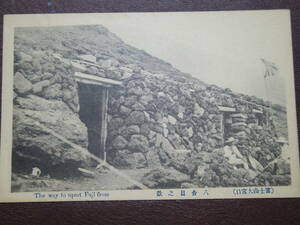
[78,83,104,158]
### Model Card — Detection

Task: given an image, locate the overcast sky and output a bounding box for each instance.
[93,10,293,106]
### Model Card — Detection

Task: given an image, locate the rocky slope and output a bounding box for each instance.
[12,25,289,189]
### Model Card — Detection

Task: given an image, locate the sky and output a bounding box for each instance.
[93,10,293,106]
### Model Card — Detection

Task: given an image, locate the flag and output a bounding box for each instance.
[261,58,279,78]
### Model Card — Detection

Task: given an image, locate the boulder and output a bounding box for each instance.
[13,95,93,173]
[119,105,131,116]
[87,66,98,75]
[231,113,248,119]
[193,103,205,117]
[14,72,32,94]
[112,135,128,149]
[231,122,247,131]
[32,80,51,94]
[124,96,138,107]
[133,152,147,168]
[127,111,145,125]
[126,125,140,135]
[131,102,145,111]
[127,87,144,96]
[128,135,149,153]
[113,150,136,169]
[19,52,33,62]
[146,149,162,168]
[140,124,151,136]
[167,115,177,125]
[140,94,153,106]
[42,83,62,99]
[71,61,87,72]
[78,54,96,63]
[141,168,190,188]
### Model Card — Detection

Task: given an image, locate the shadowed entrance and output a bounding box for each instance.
[74,71,122,160]
[78,83,104,157]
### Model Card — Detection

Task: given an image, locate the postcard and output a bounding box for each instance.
[1,10,299,202]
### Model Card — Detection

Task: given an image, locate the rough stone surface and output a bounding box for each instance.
[128,135,149,153]
[13,95,93,173]
[14,72,32,94]
[141,168,191,188]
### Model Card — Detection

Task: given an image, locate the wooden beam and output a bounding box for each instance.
[75,77,112,88]
[73,59,104,70]
[100,88,109,160]
[74,72,122,87]
[218,106,236,112]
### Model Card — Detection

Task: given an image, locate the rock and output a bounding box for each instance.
[140,94,153,105]
[98,58,120,68]
[14,72,32,94]
[124,96,138,107]
[146,149,161,168]
[232,117,247,123]
[62,89,74,102]
[41,72,53,80]
[87,66,98,75]
[42,83,62,99]
[32,80,51,94]
[42,62,55,73]
[141,168,190,188]
[155,134,174,150]
[194,103,205,117]
[178,112,184,119]
[128,135,149,153]
[71,61,87,72]
[13,95,93,172]
[127,125,140,135]
[79,54,96,63]
[168,115,177,125]
[195,142,203,152]
[119,105,131,116]
[144,111,151,122]
[32,59,41,72]
[231,113,248,119]
[234,131,247,139]
[133,152,147,168]
[154,112,164,122]
[112,135,128,149]
[19,52,33,62]
[127,111,145,125]
[109,117,124,131]
[131,102,145,111]
[277,159,290,175]
[183,127,194,138]
[231,122,247,131]
[167,133,185,149]
[195,163,209,178]
[121,71,133,80]
[181,182,195,188]
[149,122,164,134]
[113,150,136,169]
[127,87,144,96]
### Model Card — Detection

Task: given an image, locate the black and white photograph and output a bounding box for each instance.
[1,11,299,200]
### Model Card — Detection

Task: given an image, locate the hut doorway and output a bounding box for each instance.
[78,83,105,158]
[74,71,122,160]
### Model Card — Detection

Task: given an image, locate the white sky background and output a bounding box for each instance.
[96,11,292,106]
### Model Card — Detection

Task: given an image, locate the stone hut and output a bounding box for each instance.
[12,25,287,187]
